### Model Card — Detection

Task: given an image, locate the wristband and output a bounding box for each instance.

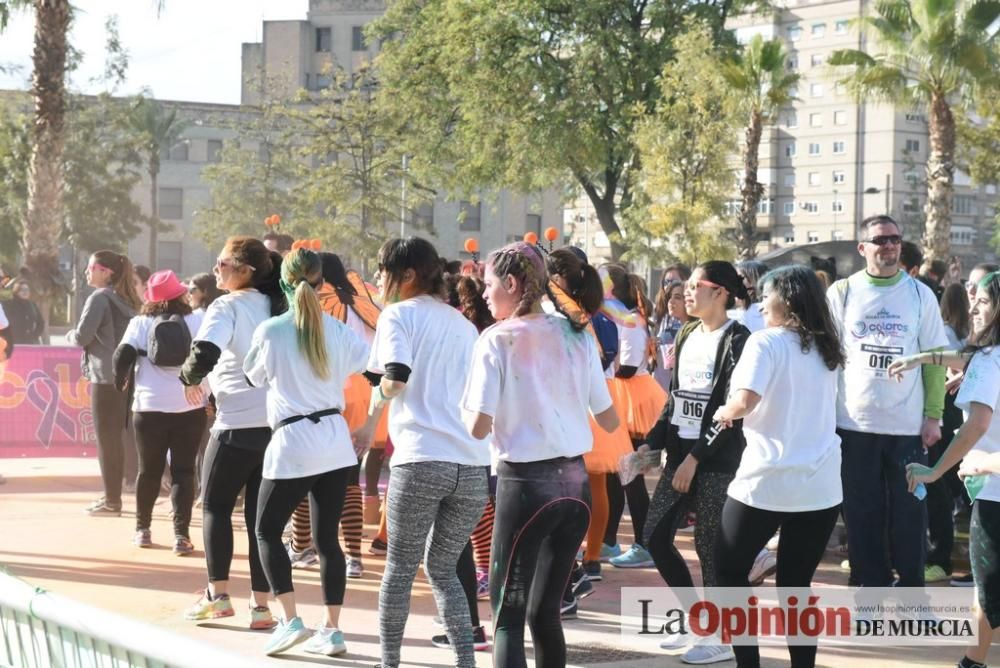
[376,385,389,403]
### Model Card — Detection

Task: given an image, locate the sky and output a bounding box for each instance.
[0,0,308,105]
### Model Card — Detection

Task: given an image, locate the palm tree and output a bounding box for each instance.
[829,0,1000,262]
[720,35,800,259]
[128,97,188,268]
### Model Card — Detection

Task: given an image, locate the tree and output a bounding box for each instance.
[720,34,799,259]
[128,97,189,268]
[372,0,756,261]
[829,0,1000,262]
[958,109,1000,250]
[633,21,741,266]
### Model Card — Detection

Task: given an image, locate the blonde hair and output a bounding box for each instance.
[282,248,329,380]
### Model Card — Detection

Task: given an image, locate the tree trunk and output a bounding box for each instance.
[922,92,955,263]
[148,163,159,267]
[577,173,626,261]
[735,109,764,260]
[23,0,71,327]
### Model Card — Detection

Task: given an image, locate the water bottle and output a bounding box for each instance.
[913,483,927,500]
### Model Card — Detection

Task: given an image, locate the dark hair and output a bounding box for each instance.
[940,282,970,341]
[860,214,901,235]
[900,241,923,272]
[663,263,692,282]
[546,248,603,315]
[456,276,495,332]
[444,259,463,275]
[760,265,846,371]
[91,250,142,310]
[970,273,1000,351]
[319,252,356,305]
[134,265,152,283]
[653,279,684,323]
[377,237,446,301]
[189,272,225,308]
[697,260,749,310]
[486,242,549,321]
[276,234,294,252]
[974,263,1000,276]
[736,260,768,305]
[140,294,193,317]
[225,236,287,316]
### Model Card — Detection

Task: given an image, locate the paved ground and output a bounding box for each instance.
[0,457,985,667]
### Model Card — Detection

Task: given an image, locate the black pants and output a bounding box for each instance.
[257,467,351,605]
[492,456,591,668]
[716,498,840,668]
[457,541,480,626]
[926,392,964,571]
[91,383,129,506]
[134,409,207,537]
[202,430,269,592]
[604,469,650,547]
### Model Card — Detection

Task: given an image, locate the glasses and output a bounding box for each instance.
[865,235,902,247]
[216,257,239,270]
[685,279,723,292]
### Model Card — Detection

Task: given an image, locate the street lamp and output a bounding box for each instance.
[864,173,892,216]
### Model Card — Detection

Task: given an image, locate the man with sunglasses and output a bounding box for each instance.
[827,215,948,592]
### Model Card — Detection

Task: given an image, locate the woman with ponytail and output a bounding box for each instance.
[179,236,285,631]
[242,248,369,657]
[69,250,141,516]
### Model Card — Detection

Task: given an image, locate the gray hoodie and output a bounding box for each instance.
[67,288,136,385]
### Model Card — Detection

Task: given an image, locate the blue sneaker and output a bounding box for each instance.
[303,626,347,656]
[264,616,311,656]
[600,543,623,562]
[610,544,654,568]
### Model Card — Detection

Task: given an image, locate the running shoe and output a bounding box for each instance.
[951,573,975,587]
[369,537,388,555]
[87,501,122,517]
[600,543,623,562]
[560,595,578,619]
[681,644,734,664]
[430,625,489,651]
[264,616,311,656]
[476,568,489,600]
[85,496,108,511]
[660,631,689,650]
[924,564,950,583]
[291,547,319,569]
[346,557,364,579]
[583,560,602,581]
[303,626,348,656]
[765,530,780,551]
[250,605,278,630]
[677,512,696,533]
[610,544,654,568]
[133,529,152,548]
[173,536,194,556]
[571,567,594,600]
[183,590,234,621]
[748,549,777,586]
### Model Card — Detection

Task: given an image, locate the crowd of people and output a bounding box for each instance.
[10,214,998,668]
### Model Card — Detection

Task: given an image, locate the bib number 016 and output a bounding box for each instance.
[868,353,894,370]
[683,400,704,418]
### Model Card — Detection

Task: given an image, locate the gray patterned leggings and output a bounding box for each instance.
[379,461,488,668]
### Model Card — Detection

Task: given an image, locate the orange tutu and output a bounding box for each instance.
[610,374,667,440]
[585,414,633,474]
[343,374,390,448]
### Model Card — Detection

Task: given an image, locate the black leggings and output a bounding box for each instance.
[257,467,351,605]
[134,409,207,536]
[202,431,269,592]
[492,456,591,668]
[457,541,480,627]
[604,442,650,547]
[716,498,840,668]
[91,383,129,506]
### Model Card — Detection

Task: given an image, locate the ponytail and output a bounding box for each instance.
[282,249,329,380]
[92,250,141,310]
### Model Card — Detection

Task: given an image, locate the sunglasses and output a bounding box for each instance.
[685,279,723,291]
[216,257,241,270]
[865,235,902,246]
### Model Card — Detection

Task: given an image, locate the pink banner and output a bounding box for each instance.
[0,346,96,458]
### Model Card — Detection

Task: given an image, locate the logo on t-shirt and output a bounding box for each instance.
[851,308,910,339]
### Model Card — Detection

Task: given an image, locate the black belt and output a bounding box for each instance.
[275,408,341,432]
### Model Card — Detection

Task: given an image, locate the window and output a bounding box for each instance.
[352,26,366,51]
[411,202,434,230]
[788,85,799,98]
[158,187,183,219]
[904,170,920,186]
[785,142,797,158]
[160,141,188,161]
[787,56,798,70]
[903,197,920,212]
[986,184,997,195]
[784,232,795,243]
[832,230,844,240]
[784,201,796,216]
[316,27,332,52]
[811,23,826,37]
[315,74,332,90]
[832,200,845,213]
[810,112,823,127]
[809,142,821,156]
[786,112,798,128]
[835,19,849,34]
[157,241,182,274]
[833,140,846,154]
[787,25,802,41]
[808,231,820,242]
[784,173,796,187]
[810,83,824,98]
[526,213,542,235]
[833,170,846,184]
[808,172,821,186]
[834,110,847,126]
[905,112,926,123]
[459,201,481,231]
[951,227,975,245]
[804,201,820,214]
[757,199,773,215]
[811,53,824,67]
[954,195,975,215]
[905,139,920,153]
[207,139,223,163]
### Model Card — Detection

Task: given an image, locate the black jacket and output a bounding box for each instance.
[646,319,750,474]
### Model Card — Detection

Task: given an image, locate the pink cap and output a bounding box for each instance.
[144,270,188,303]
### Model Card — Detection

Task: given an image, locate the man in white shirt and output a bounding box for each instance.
[827,215,948,589]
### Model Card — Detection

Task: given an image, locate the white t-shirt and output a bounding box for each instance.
[827,271,948,435]
[955,348,1000,503]
[617,314,650,377]
[194,290,272,430]
[462,314,612,463]
[673,321,732,439]
[944,324,965,351]
[728,304,766,333]
[367,295,488,467]
[0,303,8,329]
[727,328,843,512]
[120,312,207,413]
[244,312,370,480]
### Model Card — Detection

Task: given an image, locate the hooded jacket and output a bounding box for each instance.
[67,288,136,385]
[1,296,45,345]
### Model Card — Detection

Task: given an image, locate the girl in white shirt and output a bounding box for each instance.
[712,265,846,668]
[463,242,620,667]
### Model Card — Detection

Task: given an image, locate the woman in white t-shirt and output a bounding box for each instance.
[242,248,370,657]
[727,260,769,334]
[178,236,286,631]
[353,237,489,668]
[712,265,846,668]
[462,241,619,667]
[896,271,1000,668]
[113,270,207,554]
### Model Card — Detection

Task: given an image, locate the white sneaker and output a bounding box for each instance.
[681,644,734,664]
[659,631,689,650]
[748,548,777,586]
[346,557,364,579]
[303,626,347,656]
[765,531,780,551]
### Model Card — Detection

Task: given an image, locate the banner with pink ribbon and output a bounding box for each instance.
[0,346,96,458]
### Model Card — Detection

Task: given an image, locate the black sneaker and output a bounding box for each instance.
[571,568,595,600]
[583,560,602,581]
[369,537,387,555]
[561,594,578,619]
[430,626,489,651]
[951,573,975,587]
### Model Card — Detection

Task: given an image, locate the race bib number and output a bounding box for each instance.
[671,389,710,431]
[855,343,903,379]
